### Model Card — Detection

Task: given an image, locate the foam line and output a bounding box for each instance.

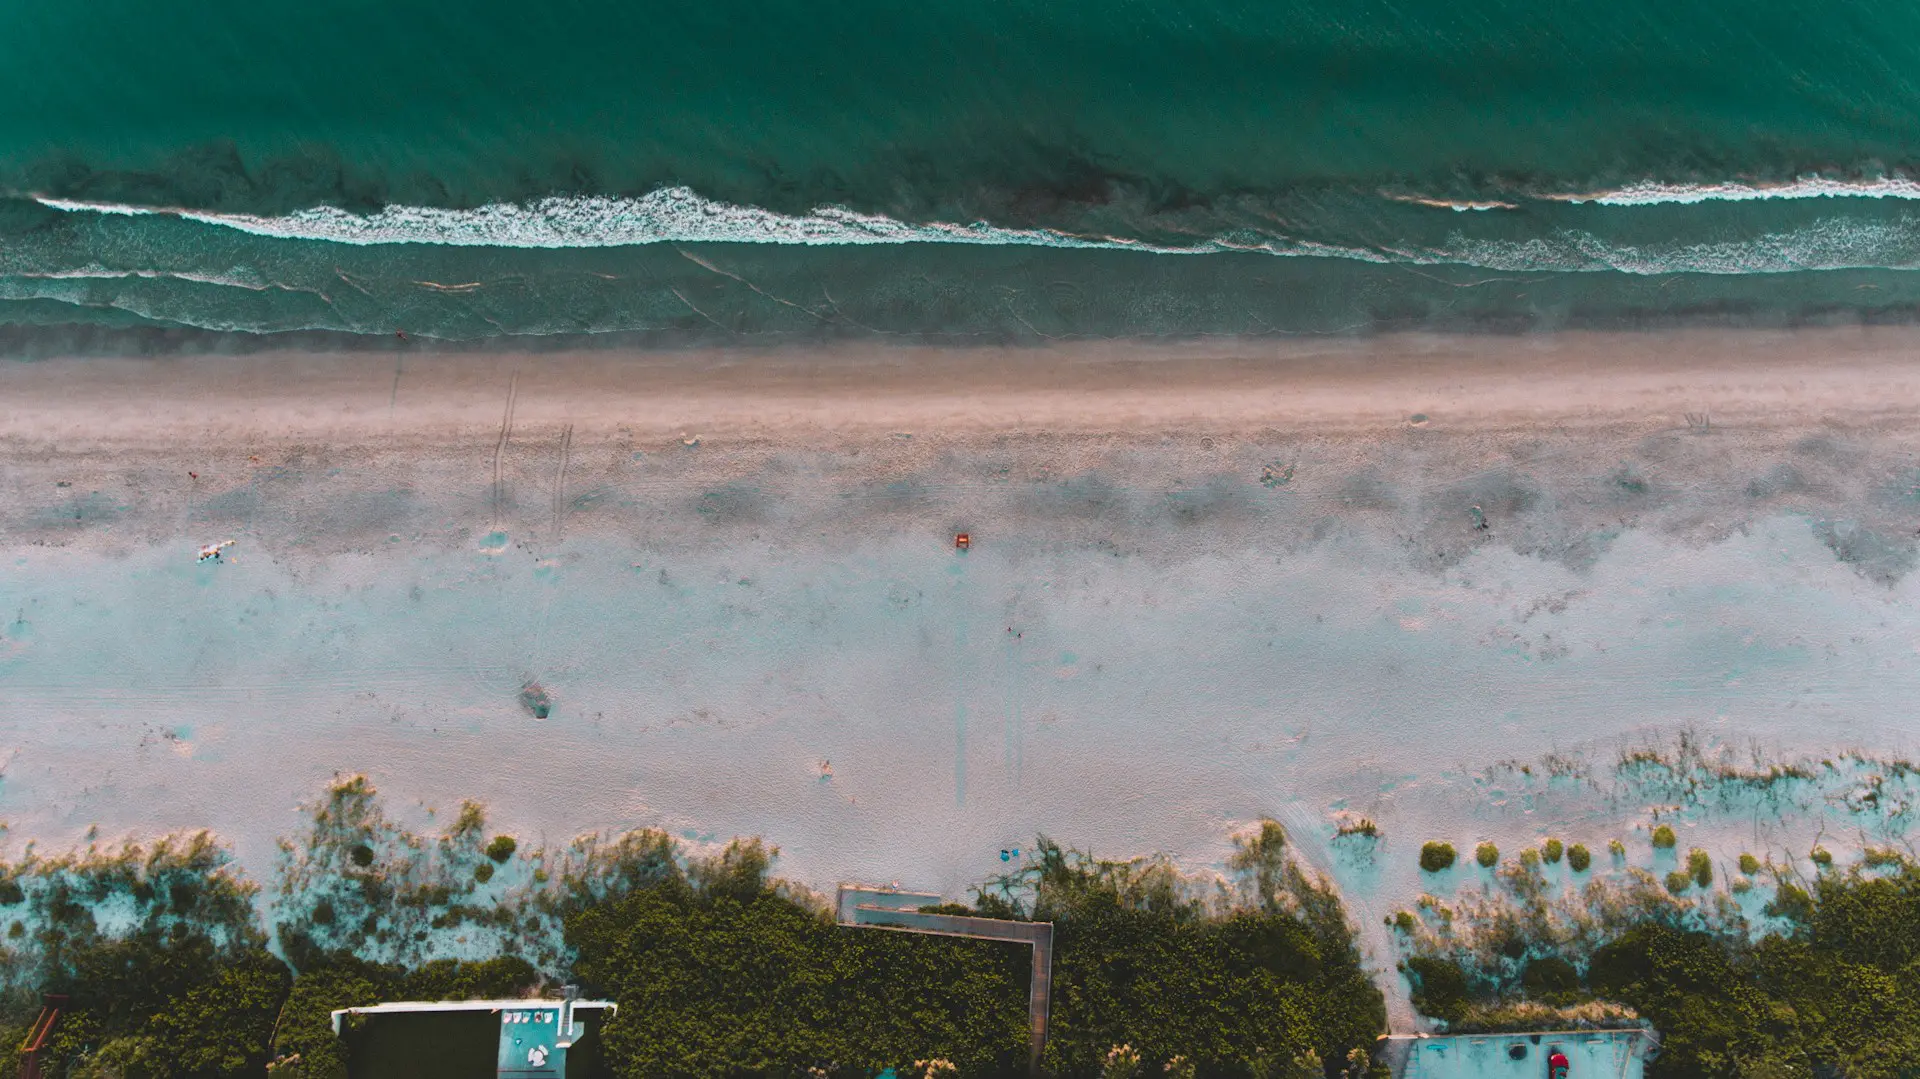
[1545,175,1920,206]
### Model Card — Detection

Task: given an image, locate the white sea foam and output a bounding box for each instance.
[37,188,1203,252]
[1436,217,1920,275]
[1380,193,1521,212]
[29,187,1920,275]
[1546,175,1920,207]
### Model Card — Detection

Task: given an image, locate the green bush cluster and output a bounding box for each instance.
[272,955,540,1077]
[1419,842,1457,872]
[1686,849,1713,888]
[1022,838,1384,1077]
[567,832,1386,1078]
[7,803,1388,1079]
[1566,844,1591,873]
[1651,825,1677,849]
[565,837,1030,1077]
[0,836,288,1079]
[1407,863,1920,1078]
[1475,843,1499,868]
[1541,839,1564,864]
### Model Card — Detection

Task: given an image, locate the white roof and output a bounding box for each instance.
[328,998,615,1035]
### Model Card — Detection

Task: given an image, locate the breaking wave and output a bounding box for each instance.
[1545,175,1920,207]
[29,186,1920,275]
[36,188,1221,252]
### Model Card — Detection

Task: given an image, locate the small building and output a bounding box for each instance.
[329,996,616,1079]
[1375,1029,1656,1079]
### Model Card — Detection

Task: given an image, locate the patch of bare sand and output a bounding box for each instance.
[4,327,1920,451]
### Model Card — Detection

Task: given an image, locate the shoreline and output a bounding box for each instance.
[7,325,1920,447]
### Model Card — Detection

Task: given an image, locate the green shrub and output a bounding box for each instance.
[1392,911,1417,932]
[1810,846,1833,867]
[1608,839,1626,859]
[1402,859,1920,1078]
[1475,843,1499,868]
[402,956,539,1001]
[1102,1044,1144,1079]
[473,862,494,883]
[1738,853,1761,875]
[1519,848,1540,869]
[1766,879,1815,923]
[485,835,518,863]
[1687,849,1713,888]
[1731,878,1753,895]
[1863,847,1904,869]
[1567,844,1591,872]
[1582,873,1920,1079]
[1651,825,1677,849]
[1403,956,1470,1024]
[1420,842,1457,872]
[1334,818,1379,839]
[349,843,376,867]
[1519,956,1578,998]
[569,834,1385,1077]
[1542,839,1564,864]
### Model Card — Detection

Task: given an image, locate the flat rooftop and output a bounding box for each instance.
[1378,1030,1654,1079]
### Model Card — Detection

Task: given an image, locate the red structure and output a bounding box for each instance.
[19,995,67,1079]
[954,532,971,550]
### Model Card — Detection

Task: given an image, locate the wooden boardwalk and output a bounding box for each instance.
[836,884,1054,1076]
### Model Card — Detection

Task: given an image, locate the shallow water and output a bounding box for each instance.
[4,1,1920,338]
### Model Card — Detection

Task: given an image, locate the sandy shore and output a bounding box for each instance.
[6,326,1920,1027]
[8,327,1920,448]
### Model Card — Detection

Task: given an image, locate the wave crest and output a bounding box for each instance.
[29,186,1920,275]
[37,188,1203,252]
[1546,175,1920,207]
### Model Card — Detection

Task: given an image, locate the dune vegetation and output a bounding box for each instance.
[1,783,1383,1079]
[1394,844,1920,1079]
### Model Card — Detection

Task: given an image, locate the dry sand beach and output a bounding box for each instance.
[7,328,1920,1023]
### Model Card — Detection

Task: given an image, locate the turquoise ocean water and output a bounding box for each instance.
[5,0,1920,342]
